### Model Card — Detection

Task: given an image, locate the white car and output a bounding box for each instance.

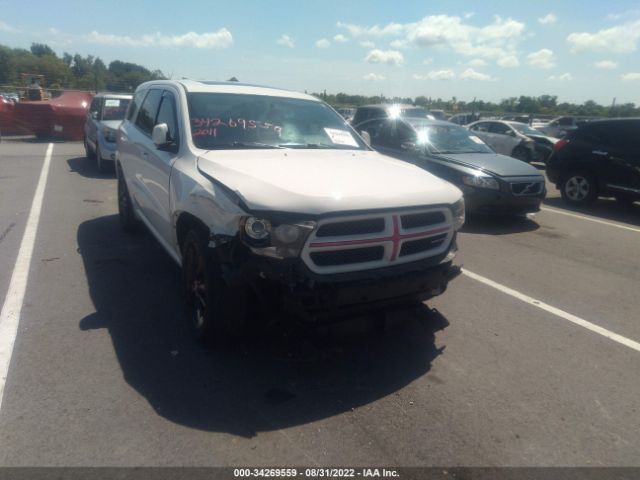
[467,120,541,162]
[84,93,132,172]
[116,80,464,343]
[531,116,578,138]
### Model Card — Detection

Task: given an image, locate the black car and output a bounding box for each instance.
[546,118,640,206]
[351,104,432,126]
[355,117,546,215]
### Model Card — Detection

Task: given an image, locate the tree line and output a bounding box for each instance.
[314,92,640,118]
[0,42,165,92]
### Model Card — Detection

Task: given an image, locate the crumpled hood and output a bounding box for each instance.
[197,149,461,215]
[434,152,542,177]
[528,134,559,145]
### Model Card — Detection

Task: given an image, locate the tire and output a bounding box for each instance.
[560,171,598,206]
[117,170,139,232]
[512,146,532,163]
[84,137,95,160]
[182,229,248,345]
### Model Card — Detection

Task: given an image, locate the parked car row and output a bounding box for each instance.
[83,83,637,343]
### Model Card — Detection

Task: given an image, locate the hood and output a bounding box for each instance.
[197,149,461,215]
[100,120,123,130]
[433,152,542,177]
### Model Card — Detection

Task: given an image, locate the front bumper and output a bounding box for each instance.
[98,136,118,162]
[223,243,460,322]
[462,185,545,215]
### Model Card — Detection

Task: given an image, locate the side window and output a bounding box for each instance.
[379,121,414,149]
[155,91,179,145]
[135,89,163,135]
[559,117,574,126]
[359,119,386,146]
[489,122,512,135]
[89,97,101,117]
[126,90,146,122]
[471,122,489,132]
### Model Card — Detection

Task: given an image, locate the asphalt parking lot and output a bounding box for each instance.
[0,140,639,467]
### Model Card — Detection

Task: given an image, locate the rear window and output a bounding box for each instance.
[101,98,131,121]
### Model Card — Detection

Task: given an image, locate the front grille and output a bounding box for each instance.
[310,246,384,266]
[399,234,448,257]
[401,211,446,229]
[511,181,543,196]
[316,218,385,237]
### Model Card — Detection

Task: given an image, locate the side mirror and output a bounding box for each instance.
[152,123,178,153]
[400,141,417,151]
[152,123,170,147]
[91,111,98,120]
[360,130,371,146]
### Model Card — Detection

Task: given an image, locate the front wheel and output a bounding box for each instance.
[117,171,139,232]
[96,146,108,173]
[182,229,248,345]
[84,137,95,159]
[560,171,597,206]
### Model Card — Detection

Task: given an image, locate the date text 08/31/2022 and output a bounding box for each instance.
[233,468,400,478]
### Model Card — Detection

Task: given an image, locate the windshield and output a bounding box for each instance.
[409,122,493,154]
[402,107,428,118]
[510,123,544,136]
[101,98,130,121]
[187,92,367,150]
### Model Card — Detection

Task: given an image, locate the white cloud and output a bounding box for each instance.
[621,72,640,81]
[422,58,434,65]
[464,12,475,19]
[364,49,404,65]
[467,58,488,67]
[413,69,456,80]
[339,15,526,64]
[390,39,409,49]
[359,40,375,48]
[594,60,618,69]
[363,73,386,81]
[333,34,348,43]
[567,20,640,53]
[497,55,519,67]
[538,13,557,25]
[86,29,233,48]
[48,27,59,35]
[336,21,405,38]
[315,38,330,49]
[460,68,493,81]
[527,48,556,69]
[0,21,19,33]
[548,73,573,81]
[277,34,294,48]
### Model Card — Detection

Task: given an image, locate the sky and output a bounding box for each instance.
[1,0,639,104]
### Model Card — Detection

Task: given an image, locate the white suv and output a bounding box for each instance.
[116,80,464,343]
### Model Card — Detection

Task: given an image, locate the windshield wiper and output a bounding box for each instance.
[208,141,284,149]
[278,143,355,149]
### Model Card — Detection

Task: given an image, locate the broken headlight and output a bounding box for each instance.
[240,216,316,259]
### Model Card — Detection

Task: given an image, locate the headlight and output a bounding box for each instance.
[103,128,117,143]
[461,173,500,190]
[244,217,271,240]
[240,217,316,258]
[451,198,465,231]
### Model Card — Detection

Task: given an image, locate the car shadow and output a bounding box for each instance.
[461,215,540,235]
[77,215,449,436]
[67,156,115,179]
[543,197,640,227]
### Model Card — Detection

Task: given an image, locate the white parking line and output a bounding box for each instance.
[462,268,640,353]
[540,206,640,233]
[0,143,53,412]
